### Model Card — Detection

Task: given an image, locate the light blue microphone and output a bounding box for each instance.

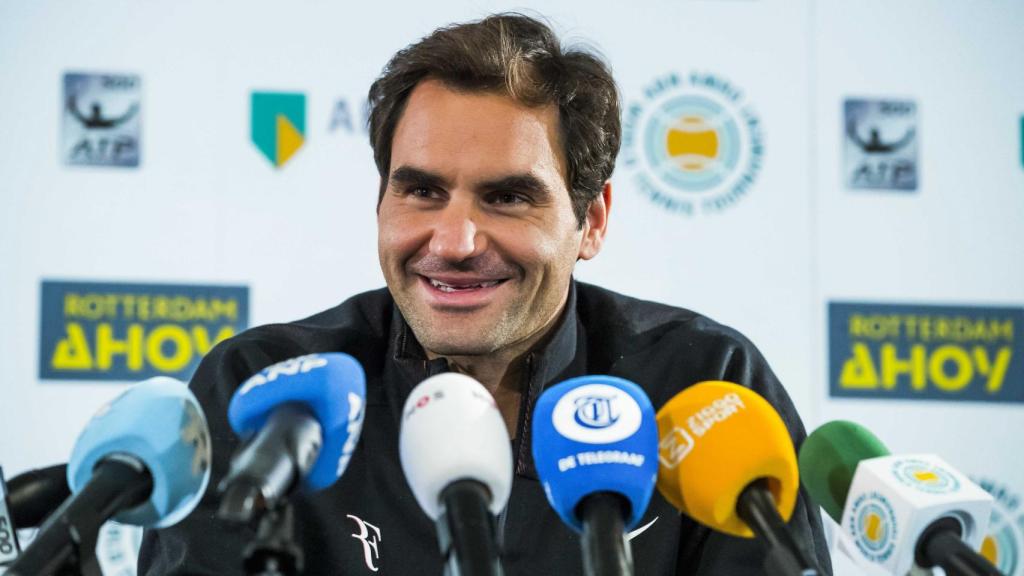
[532,375,659,576]
[218,353,366,522]
[7,377,211,576]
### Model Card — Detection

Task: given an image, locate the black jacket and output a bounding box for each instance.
[139,281,832,575]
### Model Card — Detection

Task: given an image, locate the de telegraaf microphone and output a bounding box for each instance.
[656,380,820,576]
[218,352,367,523]
[799,420,1000,576]
[7,377,211,576]
[532,375,658,576]
[400,373,513,576]
[0,463,71,567]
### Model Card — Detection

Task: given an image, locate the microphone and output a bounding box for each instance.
[218,352,367,523]
[655,380,820,575]
[799,420,1000,576]
[0,467,23,566]
[531,375,658,576]
[5,464,71,529]
[0,463,71,567]
[7,377,211,576]
[399,373,512,576]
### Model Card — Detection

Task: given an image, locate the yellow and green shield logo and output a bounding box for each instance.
[251,91,306,168]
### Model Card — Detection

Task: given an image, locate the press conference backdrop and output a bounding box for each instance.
[0,0,1021,574]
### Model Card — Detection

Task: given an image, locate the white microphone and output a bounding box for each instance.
[800,421,999,576]
[399,373,513,576]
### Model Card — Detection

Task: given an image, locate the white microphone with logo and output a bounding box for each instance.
[400,373,513,576]
[799,421,1000,576]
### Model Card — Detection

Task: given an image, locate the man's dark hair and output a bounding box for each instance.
[367,13,621,227]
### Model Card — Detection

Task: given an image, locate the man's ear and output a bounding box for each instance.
[578,181,612,261]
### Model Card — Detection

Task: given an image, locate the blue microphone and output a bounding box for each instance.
[7,377,211,576]
[532,375,659,576]
[217,353,366,522]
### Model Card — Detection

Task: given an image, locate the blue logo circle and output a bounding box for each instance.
[849,492,898,563]
[892,459,960,494]
[622,72,763,217]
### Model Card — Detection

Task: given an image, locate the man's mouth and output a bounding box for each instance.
[427,277,506,293]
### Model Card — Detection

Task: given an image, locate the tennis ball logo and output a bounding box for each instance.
[864,512,886,543]
[666,115,720,172]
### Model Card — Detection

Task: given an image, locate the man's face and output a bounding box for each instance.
[377,79,604,357]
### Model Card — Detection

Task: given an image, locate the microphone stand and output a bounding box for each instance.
[736,479,821,576]
[243,501,303,576]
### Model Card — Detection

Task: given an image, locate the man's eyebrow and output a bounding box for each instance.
[389,166,449,189]
[478,173,554,201]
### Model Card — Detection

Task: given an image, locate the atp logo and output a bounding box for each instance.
[251,91,306,168]
[347,514,382,572]
[574,395,619,429]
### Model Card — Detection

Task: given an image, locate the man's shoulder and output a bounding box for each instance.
[574,281,753,350]
[235,287,392,346]
[198,288,395,387]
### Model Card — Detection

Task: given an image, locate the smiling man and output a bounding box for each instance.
[140,13,831,575]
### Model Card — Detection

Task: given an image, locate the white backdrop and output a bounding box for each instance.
[1,1,1021,574]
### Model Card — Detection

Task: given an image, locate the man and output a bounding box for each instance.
[140,13,832,575]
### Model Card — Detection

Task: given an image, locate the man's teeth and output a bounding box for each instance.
[429,278,501,292]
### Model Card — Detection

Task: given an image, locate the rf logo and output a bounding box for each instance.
[347,514,382,572]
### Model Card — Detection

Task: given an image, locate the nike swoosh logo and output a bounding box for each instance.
[626,516,659,541]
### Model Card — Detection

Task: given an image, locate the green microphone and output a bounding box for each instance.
[799,420,1000,576]
[797,420,890,522]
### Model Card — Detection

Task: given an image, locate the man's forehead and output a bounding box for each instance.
[390,80,567,180]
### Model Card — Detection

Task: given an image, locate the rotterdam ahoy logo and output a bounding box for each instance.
[251,91,306,168]
[552,384,642,444]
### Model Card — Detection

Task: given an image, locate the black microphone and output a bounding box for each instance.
[7,464,71,530]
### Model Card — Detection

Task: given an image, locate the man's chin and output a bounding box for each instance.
[415,333,501,358]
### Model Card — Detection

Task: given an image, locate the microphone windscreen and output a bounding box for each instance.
[798,420,891,523]
[399,373,512,519]
[7,464,70,528]
[67,377,211,528]
[656,380,799,537]
[532,375,658,532]
[228,353,367,492]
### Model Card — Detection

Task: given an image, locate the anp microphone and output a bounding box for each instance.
[799,420,999,576]
[7,377,211,576]
[400,373,512,576]
[218,352,367,523]
[532,375,658,576]
[656,380,820,575]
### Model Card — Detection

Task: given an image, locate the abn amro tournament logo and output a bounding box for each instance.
[973,478,1023,575]
[62,72,141,167]
[251,91,306,168]
[849,492,898,563]
[622,72,764,217]
[844,98,917,191]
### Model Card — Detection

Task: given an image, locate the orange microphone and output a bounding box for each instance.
[656,381,820,575]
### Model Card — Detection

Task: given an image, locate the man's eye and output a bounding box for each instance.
[409,187,436,199]
[491,191,528,205]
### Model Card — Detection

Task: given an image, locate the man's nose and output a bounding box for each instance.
[429,199,483,262]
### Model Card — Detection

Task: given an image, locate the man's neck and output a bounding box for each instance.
[421,296,569,438]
